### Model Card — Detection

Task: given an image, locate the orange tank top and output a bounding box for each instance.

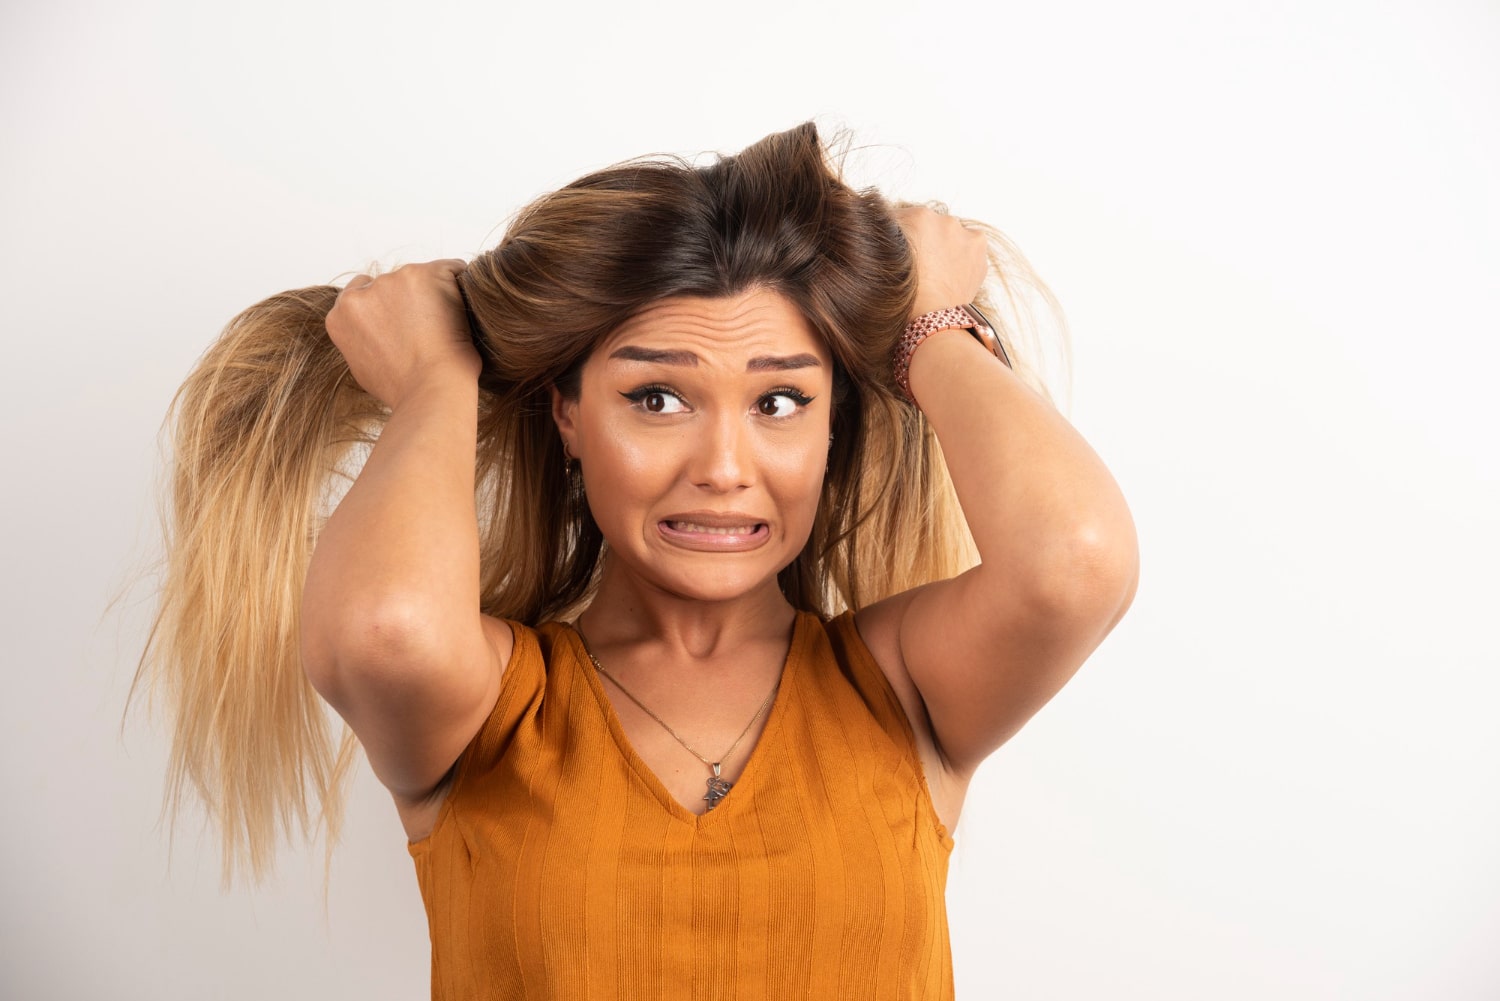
[407,609,956,1000]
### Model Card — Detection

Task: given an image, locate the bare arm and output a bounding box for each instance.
[300,262,512,802]
[858,211,1139,780]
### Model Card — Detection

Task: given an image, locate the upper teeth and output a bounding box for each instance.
[672,522,757,534]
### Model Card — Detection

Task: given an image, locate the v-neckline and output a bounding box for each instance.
[565,610,808,830]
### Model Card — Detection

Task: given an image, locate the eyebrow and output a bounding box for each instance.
[608,346,823,372]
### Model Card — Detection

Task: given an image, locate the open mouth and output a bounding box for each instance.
[657,520,770,551]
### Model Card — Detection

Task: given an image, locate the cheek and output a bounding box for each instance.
[758,435,829,502]
[584,424,672,515]
[597,425,661,479]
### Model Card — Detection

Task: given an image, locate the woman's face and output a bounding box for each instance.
[552,287,835,604]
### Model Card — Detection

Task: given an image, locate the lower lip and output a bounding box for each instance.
[658,521,770,552]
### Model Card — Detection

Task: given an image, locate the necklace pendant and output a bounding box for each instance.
[704,762,732,810]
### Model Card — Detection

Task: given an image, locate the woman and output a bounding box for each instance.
[139,121,1137,998]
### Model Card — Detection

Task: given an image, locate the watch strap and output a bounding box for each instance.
[893,304,1012,404]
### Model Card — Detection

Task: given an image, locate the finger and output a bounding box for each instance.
[341,273,376,292]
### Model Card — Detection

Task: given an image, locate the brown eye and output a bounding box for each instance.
[757,391,810,417]
[621,387,689,414]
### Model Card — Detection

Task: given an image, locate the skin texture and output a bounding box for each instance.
[307,206,1138,839]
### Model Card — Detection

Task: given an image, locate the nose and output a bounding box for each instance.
[690,411,754,493]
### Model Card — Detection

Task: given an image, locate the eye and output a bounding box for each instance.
[757,389,814,418]
[621,385,689,414]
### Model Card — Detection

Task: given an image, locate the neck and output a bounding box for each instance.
[577,554,798,662]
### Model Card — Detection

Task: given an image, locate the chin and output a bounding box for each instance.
[657,564,782,604]
[626,544,787,603]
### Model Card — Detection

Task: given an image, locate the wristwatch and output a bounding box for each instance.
[893,303,1013,404]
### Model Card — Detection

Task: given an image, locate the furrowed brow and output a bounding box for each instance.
[608,346,699,366]
[746,353,823,372]
[607,347,823,372]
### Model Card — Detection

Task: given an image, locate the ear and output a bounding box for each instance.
[550,383,579,454]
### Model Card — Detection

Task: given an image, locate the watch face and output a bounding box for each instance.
[960,304,1012,369]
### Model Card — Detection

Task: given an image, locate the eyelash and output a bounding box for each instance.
[620,383,815,417]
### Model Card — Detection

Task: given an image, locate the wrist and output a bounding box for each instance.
[910,295,956,320]
[904,329,976,408]
[388,367,480,413]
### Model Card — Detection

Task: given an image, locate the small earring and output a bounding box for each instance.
[562,440,576,479]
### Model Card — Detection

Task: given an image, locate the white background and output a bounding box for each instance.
[3,0,1497,998]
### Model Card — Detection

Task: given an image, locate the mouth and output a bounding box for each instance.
[657,518,770,552]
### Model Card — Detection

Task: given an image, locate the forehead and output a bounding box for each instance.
[592,287,831,371]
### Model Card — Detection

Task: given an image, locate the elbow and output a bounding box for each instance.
[1030,516,1139,628]
[300,592,451,702]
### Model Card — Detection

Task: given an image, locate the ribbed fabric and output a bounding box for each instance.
[408,609,956,1000]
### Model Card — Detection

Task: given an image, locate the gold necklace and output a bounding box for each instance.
[572,624,781,811]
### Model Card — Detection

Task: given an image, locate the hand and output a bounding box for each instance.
[324,259,480,410]
[893,205,990,318]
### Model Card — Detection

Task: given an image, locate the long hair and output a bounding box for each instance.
[130,121,1067,884]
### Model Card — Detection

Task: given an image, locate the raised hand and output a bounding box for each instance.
[893,205,990,318]
[324,259,480,410]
